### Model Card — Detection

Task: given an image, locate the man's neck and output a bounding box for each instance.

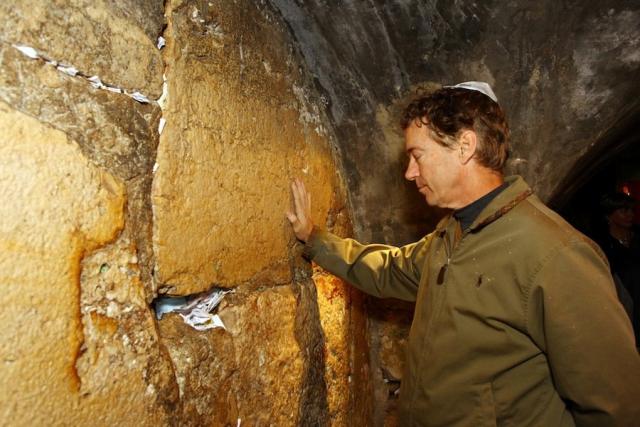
[453,169,504,209]
[609,223,632,244]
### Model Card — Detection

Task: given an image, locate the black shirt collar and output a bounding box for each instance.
[454,182,509,231]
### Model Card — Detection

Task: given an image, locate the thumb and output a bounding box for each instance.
[285,211,298,224]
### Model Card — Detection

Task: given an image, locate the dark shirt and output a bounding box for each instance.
[454,182,509,231]
[599,229,640,346]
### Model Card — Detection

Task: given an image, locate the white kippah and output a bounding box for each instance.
[443,81,498,103]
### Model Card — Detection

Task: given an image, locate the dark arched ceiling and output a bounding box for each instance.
[270,0,640,245]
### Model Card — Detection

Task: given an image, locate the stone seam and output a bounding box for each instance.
[1,38,158,106]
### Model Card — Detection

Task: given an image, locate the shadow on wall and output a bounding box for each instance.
[373,83,451,246]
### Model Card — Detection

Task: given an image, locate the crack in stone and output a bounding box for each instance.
[150,0,172,297]
[8,41,158,105]
[147,1,184,417]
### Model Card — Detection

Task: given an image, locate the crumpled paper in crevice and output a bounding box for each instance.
[154,288,232,331]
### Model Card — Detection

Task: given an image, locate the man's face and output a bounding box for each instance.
[608,207,634,229]
[404,121,464,209]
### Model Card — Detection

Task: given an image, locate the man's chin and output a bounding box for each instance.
[418,187,439,207]
[423,193,437,206]
[423,193,448,209]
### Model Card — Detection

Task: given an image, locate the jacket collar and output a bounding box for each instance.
[435,175,533,234]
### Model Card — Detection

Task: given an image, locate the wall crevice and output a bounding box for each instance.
[6,40,158,105]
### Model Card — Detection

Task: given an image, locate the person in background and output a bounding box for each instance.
[598,192,640,346]
[287,82,640,426]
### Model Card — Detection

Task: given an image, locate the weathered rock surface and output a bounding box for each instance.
[0,101,165,425]
[159,286,305,425]
[367,298,414,427]
[0,0,164,97]
[157,273,359,426]
[77,237,180,424]
[0,43,161,299]
[0,2,179,425]
[153,0,345,295]
[314,266,352,426]
[150,2,356,418]
[1,0,359,425]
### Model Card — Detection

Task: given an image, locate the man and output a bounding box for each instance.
[598,192,640,345]
[287,82,640,426]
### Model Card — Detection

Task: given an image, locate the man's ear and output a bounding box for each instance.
[458,130,477,164]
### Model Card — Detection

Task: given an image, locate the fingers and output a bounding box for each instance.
[292,178,309,219]
[299,179,311,213]
[291,182,305,221]
[287,178,314,242]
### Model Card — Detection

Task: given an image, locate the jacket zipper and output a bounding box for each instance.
[437,230,452,285]
[437,223,469,285]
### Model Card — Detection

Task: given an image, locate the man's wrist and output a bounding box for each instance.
[303,224,314,242]
[302,226,320,259]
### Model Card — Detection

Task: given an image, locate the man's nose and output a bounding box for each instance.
[405,156,418,181]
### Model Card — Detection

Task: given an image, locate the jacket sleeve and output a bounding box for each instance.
[303,227,432,302]
[526,238,640,426]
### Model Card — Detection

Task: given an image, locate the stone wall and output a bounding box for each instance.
[0,1,361,425]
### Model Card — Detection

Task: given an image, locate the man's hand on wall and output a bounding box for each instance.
[286,178,314,242]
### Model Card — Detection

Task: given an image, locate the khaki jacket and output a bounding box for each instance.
[305,176,640,426]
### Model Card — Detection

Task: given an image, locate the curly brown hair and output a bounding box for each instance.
[400,87,510,172]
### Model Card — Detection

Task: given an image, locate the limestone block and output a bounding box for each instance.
[367,298,414,427]
[158,286,303,426]
[314,266,352,426]
[348,288,375,427]
[153,0,341,294]
[108,0,166,41]
[0,43,161,299]
[371,298,413,382]
[0,101,120,424]
[0,44,160,182]
[77,237,180,425]
[0,100,179,425]
[0,0,164,97]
